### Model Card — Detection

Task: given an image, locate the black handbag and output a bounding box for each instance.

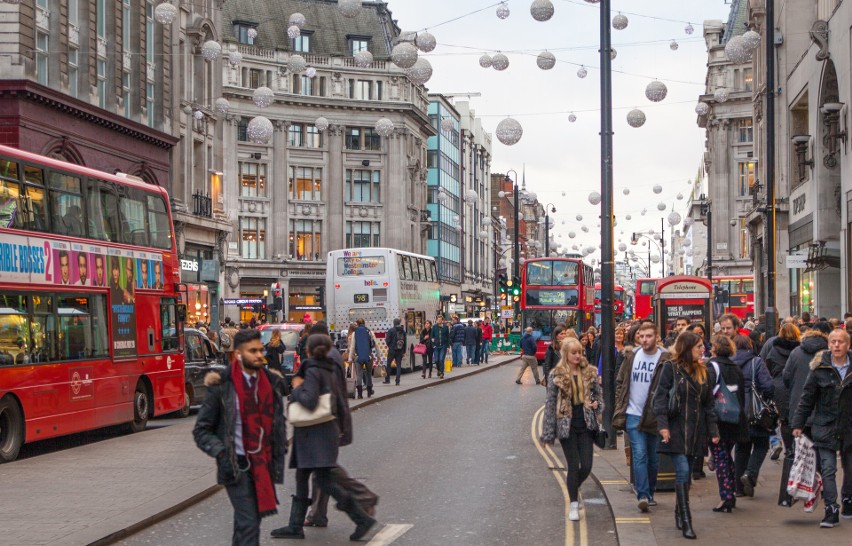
[748,357,779,432]
[593,424,608,449]
[667,363,681,418]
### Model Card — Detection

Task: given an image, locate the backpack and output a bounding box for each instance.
[394,328,405,351]
[220,330,232,350]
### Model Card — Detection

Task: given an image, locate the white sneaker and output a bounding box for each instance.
[569,502,580,521]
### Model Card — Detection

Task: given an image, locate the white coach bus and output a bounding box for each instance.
[325,248,441,372]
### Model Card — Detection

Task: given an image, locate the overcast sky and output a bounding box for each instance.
[386,0,733,263]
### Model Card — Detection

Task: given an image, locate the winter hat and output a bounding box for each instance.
[744,321,756,331]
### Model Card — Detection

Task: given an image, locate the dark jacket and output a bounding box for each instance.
[707,356,748,443]
[431,322,450,347]
[475,326,483,344]
[290,358,352,469]
[193,366,287,486]
[353,325,374,364]
[451,322,466,344]
[419,327,433,350]
[463,324,478,345]
[386,325,407,354]
[732,348,774,436]
[613,347,671,433]
[520,333,537,356]
[654,361,719,456]
[265,341,286,372]
[791,349,852,451]
[764,337,799,422]
[543,344,560,379]
[784,333,828,423]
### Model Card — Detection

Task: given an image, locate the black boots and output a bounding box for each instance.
[675,483,696,539]
[366,386,374,398]
[356,386,363,399]
[271,496,311,539]
[336,495,376,541]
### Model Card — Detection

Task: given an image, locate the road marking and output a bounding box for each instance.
[531,405,589,546]
[599,479,628,485]
[365,523,414,545]
[615,517,651,524]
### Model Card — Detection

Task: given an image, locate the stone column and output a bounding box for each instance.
[272,120,290,261]
[326,124,345,250]
[383,127,408,249]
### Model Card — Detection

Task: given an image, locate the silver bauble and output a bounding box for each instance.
[530,0,555,22]
[536,51,556,70]
[305,67,317,78]
[714,88,730,103]
[610,48,617,60]
[495,117,523,145]
[339,0,361,18]
[622,188,630,195]
[724,35,751,64]
[440,117,454,133]
[315,117,329,132]
[287,25,301,39]
[670,40,679,51]
[391,43,418,69]
[214,98,230,114]
[695,102,710,116]
[685,23,694,35]
[742,30,761,51]
[405,57,433,85]
[653,184,662,194]
[253,86,274,108]
[289,13,306,28]
[288,54,307,74]
[354,50,373,68]
[201,41,222,62]
[496,2,510,19]
[154,2,178,25]
[645,80,668,102]
[568,113,577,123]
[375,118,394,137]
[588,191,602,205]
[479,54,493,68]
[612,13,628,30]
[228,50,243,67]
[247,116,274,144]
[657,202,666,211]
[247,28,258,40]
[491,53,509,71]
[667,212,682,226]
[415,31,436,53]
[626,108,646,127]
[577,65,588,79]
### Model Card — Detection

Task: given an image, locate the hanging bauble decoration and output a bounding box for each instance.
[695,102,710,116]
[645,80,668,102]
[683,217,694,227]
[577,65,588,79]
[530,0,555,22]
[641,208,647,216]
[247,28,258,40]
[568,232,576,239]
[568,113,577,123]
[440,117,454,133]
[193,110,204,120]
[315,117,329,132]
[588,191,602,205]
[464,189,478,204]
[339,0,361,18]
[581,226,589,233]
[253,86,274,108]
[667,212,682,226]
[576,214,583,221]
[214,98,230,114]
[610,48,617,60]
[536,51,556,70]
[678,248,686,256]
[653,184,663,194]
[724,35,751,64]
[305,67,317,78]
[622,188,630,195]
[670,40,679,51]
[227,50,243,67]
[496,2,510,19]
[415,31,436,53]
[650,255,660,264]
[482,216,492,226]
[201,41,222,62]
[480,230,489,238]
[354,50,373,68]
[657,202,666,211]
[375,118,395,137]
[154,2,179,25]
[714,88,730,103]
[247,116,274,144]
[287,25,301,39]
[479,54,493,68]
[612,13,628,30]
[405,57,433,84]
[491,53,509,71]
[495,117,523,145]
[685,248,694,257]
[676,192,684,200]
[626,109,646,127]
[625,214,632,220]
[289,13,306,28]
[618,243,627,252]
[685,23,694,35]
[683,238,692,248]
[452,214,460,223]
[391,42,418,69]
[561,192,566,197]
[288,54,307,73]
[742,29,761,51]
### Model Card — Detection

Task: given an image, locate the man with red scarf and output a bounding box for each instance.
[194,329,287,546]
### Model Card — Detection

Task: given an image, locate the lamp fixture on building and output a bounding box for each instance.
[820,102,847,167]
[791,135,814,182]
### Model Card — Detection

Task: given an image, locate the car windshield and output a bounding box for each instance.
[259,329,300,349]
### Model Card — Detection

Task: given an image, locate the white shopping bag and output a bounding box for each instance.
[787,435,819,507]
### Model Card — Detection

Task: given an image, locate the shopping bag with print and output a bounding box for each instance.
[787,435,817,501]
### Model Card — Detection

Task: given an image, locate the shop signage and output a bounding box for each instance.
[223,298,263,305]
[294,305,323,311]
[500,309,514,319]
[790,184,813,223]
[785,253,808,269]
[181,258,199,272]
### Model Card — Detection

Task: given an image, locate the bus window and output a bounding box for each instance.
[552,260,578,285]
[31,293,57,362]
[0,293,29,366]
[23,166,49,232]
[57,294,92,360]
[86,179,108,241]
[417,258,426,281]
[119,188,149,246]
[161,298,179,352]
[147,194,172,250]
[401,256,412,280]
[0,159,20,229]
[743,280,754,294]
[640,281,655,295]
[100,184,120,242]
[430,261,438,281]
[372,288,388,302]
[90,295,108,357]
[526,261,552,285]
[48,171,84,237]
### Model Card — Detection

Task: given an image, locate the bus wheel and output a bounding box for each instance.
[177,386,192,419]
[129,383,149,433]
[0,397,24,463]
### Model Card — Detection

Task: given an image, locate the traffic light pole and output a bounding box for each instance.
[513,181,521,328]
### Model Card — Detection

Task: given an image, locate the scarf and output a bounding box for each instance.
[231,361,278,517]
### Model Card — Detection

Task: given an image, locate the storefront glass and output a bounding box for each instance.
[288,291,324,324]
[186,284,210,326]
[789,242,814,317]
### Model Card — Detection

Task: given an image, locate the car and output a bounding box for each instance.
[258,323,304,387]
[178,327,227,418]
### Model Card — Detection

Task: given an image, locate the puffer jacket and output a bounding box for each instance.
[791,349,852,451]
[784,333,828,424]
[732,348,774,437]
[540,363,603,443]
[193,366,287,486]
[451,322,466,344]
[612,347,670,433]
[764,337,799,422]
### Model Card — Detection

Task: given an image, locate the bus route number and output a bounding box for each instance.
[354,293,369,303]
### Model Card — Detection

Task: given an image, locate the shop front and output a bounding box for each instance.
[181,245,220,328]
[461,292,487,319]
[234,279,277,324]
[288,282,324,324]
[788,218,814,318]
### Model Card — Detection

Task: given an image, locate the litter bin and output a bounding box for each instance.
[626,444,677,493]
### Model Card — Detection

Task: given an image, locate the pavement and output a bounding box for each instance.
[0,354,518,546]
[593,434,836,545]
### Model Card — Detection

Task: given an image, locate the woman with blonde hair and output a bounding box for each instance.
[654,331,719,540]
[540,338,603,522]
[265,329,286,373]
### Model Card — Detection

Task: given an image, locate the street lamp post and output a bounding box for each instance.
[631,232,664,277]
[699,195,713,283]
[503,171,521,327]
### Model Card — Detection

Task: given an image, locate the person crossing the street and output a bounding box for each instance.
[516,327,542,385]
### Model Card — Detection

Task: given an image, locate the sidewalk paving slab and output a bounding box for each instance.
[0,354,518,546]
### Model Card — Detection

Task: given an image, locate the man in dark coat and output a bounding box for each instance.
[352,319,374,398]
[384,318,406,385]
[193,329,287,546]
[784,322,831,424]
[450,315,466,369]
[792,328,852,528]
[464,320,478,365]
[431,315,450,378]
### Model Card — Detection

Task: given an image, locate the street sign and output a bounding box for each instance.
[500,309,514,319]
[785,253,808,269]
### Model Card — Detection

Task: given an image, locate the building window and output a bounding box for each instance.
[289,220,321,261]
[239,162,267,197]
[245,68,264,88]
[349,79,373,100]
[738,162,755,196]
[123,71,131,117]
[68,0,78,26]
[300,75,313,96]
[238,117,249,141]
[123,0,131,57]
[35,32,48,85]
[234,23,257,45]
[289,166,322,201]
[349,37,369,55]
[292,32,311,53]
[346,221,380,248]
[305,125,321,148]
[146,83,154,126]
[68,48,78,97]
[345,127,381,151]
[743,68,753,92]
[240,217,266,259]
[289,124,304,147]
[346,169,380,203]
[739,218,749,259]
[738,119,753,143]
[97,59,107,108]
[97,0,106,38]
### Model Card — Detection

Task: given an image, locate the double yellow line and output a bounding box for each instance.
[530,405,588,546]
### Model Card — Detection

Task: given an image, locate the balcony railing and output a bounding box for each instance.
[192,191,212,218]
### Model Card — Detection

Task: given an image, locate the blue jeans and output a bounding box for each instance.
[451,342,463,367]
[433,346,447,375]
[670,453,691,484]
[481,340,490,363]
[465,343,476,364]
[626,414,659,500]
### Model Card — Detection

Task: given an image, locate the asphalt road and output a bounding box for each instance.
[119,364,617,546]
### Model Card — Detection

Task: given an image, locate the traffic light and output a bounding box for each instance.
[511,276,521,302]
[498,273,508,295]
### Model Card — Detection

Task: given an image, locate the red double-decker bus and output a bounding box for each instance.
[0,145,185,462]
[594,283,626,325]
[521,258,595,360]
[634,278,659,320]
[712,275,755,320]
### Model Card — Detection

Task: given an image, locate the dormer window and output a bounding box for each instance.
[348,35,371,55]
[234,21,257,45]
[292,30,313,53]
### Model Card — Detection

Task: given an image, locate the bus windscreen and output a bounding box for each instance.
[525,260,578,285]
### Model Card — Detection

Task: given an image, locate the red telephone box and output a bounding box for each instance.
[654,276,713,338]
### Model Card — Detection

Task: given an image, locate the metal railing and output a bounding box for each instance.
[192,191,212,218]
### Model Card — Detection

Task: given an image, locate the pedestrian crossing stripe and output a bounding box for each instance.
[598,480,628,485]
[615,517,651,523]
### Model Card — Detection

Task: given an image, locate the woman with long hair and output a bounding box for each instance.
[265,329,286,373]
[542,326,567,386]
[540,338,603,522]
[706,335,747,513]
[420,320,435,378]
[654,331,719,540]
